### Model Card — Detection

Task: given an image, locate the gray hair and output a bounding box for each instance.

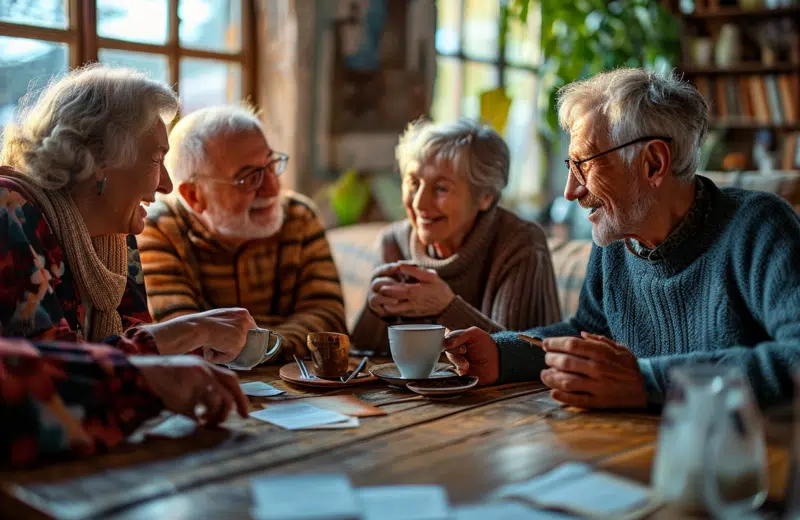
[1,63,179,189]
[395,118,510,204]
[166,104,265,184]
[557,68,709,181]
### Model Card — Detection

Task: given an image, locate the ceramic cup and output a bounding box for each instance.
[388,324,446,379]
[226,328,282,370]
[306,332,351,378]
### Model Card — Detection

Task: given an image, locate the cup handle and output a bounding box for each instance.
[260,331,283,364]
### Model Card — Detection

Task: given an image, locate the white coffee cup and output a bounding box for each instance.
[388,324,446,379]
[225,328,283,370]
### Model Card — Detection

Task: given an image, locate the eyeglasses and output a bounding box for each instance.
[196,152,289,191]
[564,136,672,186]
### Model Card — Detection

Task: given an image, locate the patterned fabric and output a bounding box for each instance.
[0,338,163,468]
[139,192,346,358]
[627,177,708,262]
[0,182,158,355]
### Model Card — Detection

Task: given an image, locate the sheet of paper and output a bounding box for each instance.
[240,381,285,397]
[453,502,576,520]
[304,395,387,417]
[302,416,360,430]
[250,473,360,520]
[497,463,655,517]
[357,486,450,520]
[146,414,198,438]
[250,402,350,430]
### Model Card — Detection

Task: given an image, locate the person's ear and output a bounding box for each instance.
[643,139,672,188]
[478,192,494,212]
[179,182,205,213]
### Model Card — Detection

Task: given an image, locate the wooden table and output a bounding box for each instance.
[0,360,792,519]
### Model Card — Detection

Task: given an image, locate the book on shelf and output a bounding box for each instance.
[695,73,799,125]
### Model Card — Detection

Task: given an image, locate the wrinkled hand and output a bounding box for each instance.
[442,327,500,385]
[194,308,258,363]
[367,263,405,318]
[376,264,455,317]
[132,356,249,426]
[540,332,647,409]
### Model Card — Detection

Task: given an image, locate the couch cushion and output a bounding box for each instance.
[327,222,386,331]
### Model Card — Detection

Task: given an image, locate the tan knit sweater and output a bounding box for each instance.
[350,207,562,353]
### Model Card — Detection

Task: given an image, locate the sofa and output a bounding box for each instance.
[326,222,594,331]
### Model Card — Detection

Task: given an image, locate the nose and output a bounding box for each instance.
[412,184,433,213]
[257,171,280,198]
[563,172,588,201]
[158,163,173,195]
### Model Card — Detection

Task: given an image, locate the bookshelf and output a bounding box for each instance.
[673,0,800,172]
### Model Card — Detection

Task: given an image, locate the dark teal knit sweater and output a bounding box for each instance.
[494,176,800,407]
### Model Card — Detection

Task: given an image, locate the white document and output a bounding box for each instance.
[240,381,285,397]
[357,486,450,520]
[250,402,350,430]
[303,417,360,430]
[250,473,360,520]
[146,414,198,438]
[453,502,577,520]
[496,463,657,519]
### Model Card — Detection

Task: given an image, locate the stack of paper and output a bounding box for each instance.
[250,475,453,520]
[251,474,361,520]
[357,486,450,520]
[250,402,359,430]
[453,502,576,519]
[495,462,660,519]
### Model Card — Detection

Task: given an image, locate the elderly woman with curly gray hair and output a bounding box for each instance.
[0,65,256,466]
[351,118,562,354]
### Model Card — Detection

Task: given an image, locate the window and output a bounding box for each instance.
[431,0,543,213]
[0,0,255,129]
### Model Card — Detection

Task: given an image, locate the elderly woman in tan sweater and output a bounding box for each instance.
[351,118,561,354]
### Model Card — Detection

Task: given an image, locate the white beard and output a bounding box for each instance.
[592,179,654,247]
[202,197,285,240]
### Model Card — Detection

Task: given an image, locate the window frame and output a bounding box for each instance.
[434,0,539,112]
[0,0,258,110]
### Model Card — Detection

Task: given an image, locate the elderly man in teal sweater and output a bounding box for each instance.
[445,68,800,409]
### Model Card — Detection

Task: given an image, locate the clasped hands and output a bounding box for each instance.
[368,262,455,318]
[444,328,648,409]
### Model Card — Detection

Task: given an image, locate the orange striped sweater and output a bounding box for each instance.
[137,192,346,358]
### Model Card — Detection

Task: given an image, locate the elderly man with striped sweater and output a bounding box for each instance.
[139,105,346,359]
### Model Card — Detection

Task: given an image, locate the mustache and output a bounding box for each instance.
[578,192,602,209]
[250,197,279,209]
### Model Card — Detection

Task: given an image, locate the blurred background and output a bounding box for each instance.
[0,0,798,240]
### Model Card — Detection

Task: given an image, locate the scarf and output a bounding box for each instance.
[0,167,127,341]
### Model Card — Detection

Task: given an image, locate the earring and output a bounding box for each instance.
[96,177,107,196]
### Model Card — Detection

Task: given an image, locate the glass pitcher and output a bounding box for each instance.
[652,364,769,517]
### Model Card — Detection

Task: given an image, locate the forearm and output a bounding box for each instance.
[640,341,800,408]
[492,317,597,384]
[141,313,207,355]
[0,340,163,467]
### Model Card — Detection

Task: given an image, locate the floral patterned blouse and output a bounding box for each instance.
[0,179,158,354]
[0,339,164,467]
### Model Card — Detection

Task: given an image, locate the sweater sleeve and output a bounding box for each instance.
[349,227,404,353]
[267,213,347,358]
[438,246,562,333]
[641,198,800,408]
[493,242,612,383]
[0,339,164,468]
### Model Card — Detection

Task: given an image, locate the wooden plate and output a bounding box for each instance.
[406,376,479,397]
[279,359,377,389]
[369,363,460,388]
